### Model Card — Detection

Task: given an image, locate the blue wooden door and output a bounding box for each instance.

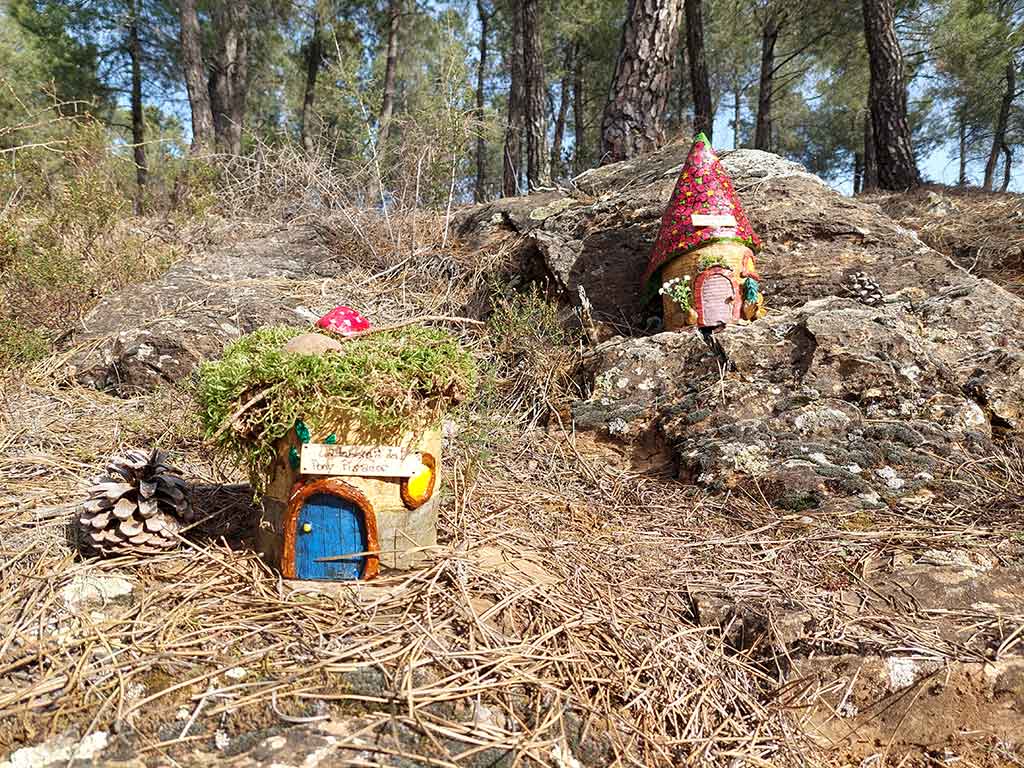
[295,493,367,580]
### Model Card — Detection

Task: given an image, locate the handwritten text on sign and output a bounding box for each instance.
[300,443,421,477]
[691,214,737,228]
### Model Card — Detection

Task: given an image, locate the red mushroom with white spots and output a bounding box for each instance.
[317,306,371,337]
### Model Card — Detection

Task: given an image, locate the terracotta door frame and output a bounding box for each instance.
[282,478,380,580]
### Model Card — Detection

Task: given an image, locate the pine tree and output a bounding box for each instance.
[862,0,920,190]
[601,0,683,162]
[685,0,713,140]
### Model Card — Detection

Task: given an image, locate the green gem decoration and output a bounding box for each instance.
[288,447,300,470]
[325,433,337,444]
[295,419,310,443]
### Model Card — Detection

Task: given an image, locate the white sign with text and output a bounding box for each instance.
[691,214,737,228]
[300,443,420,477]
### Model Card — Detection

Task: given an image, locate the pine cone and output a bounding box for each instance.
[78,449,195,555]
[845,271,884,307]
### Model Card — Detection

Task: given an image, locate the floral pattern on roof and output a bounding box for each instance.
[642,133,763,289]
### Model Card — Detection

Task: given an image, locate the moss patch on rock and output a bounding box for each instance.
[196,325,476,486]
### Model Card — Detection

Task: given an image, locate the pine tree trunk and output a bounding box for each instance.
[862,0,920,190]
[127,0,147,214]
[178,0,214,153]
[685,0,712,141]
[853,152,863,194]
[732,76,742,148]
[863,109,878,192]
[573,46,585,173]
[474,1,490,201]
[551,42,573,178]
[677,44,690,129]
[502,0,525,196]
[600,0,683,163]
[523,0,548,188]
[209,0,250,155]
[1001,143,1013,192]
[984,60,1015,191]
[754,15,778,151]
[300,9,322,152]
[379,0,401,145]
[958,115,967,186]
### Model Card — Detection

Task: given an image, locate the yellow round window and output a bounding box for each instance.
[401,453,436,509]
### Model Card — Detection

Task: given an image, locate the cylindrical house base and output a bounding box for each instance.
[660,241,755,331]
[257,422,442,581]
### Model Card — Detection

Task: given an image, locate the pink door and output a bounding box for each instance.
[697,272,735,327]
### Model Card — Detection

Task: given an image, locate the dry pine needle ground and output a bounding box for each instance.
[1,217,1023,766]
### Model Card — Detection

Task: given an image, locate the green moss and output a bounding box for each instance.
[697,252,732,271]
[196,325,476,488]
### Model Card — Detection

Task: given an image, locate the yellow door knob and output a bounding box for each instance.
[302,522,312,533]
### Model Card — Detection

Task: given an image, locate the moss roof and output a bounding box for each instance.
[196,325,476,489]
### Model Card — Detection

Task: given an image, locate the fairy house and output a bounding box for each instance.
[259,417,441,580]
[197,310,475,582]
[642,133,766,331]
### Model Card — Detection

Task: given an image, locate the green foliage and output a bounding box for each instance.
[0,322,50,370]
[0,123,180,340]
[5,0,108,111]
[195,325,478,488]
[173,158,222,219]
[697,252,731,271]
[488,282,568,350]
[930,0,1024,180]
[658,276,693,310]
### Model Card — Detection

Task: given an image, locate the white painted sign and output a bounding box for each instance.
[300,443,421,477]
[691,214,737,228]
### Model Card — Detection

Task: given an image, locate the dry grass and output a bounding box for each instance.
[2,173,1024,763]
[864,185,1024,295]
[3,338,1024,765]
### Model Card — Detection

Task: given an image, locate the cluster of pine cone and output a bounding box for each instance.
[78,449,195,555]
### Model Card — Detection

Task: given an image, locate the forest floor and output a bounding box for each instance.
[1,170,1024,767]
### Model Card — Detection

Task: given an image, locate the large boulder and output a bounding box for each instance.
[65,225,340,394]
[455,144,957,335]
[572,280,1023,508]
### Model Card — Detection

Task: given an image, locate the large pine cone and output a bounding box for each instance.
[78,449,195,555]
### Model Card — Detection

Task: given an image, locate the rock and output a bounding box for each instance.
[572,282,1023,508]
[792,655,1024,760]
[282,333,344,356]
[60,574,135,612]
[454,142,957,339]
[1,732,110,768]
[66,225,341,395]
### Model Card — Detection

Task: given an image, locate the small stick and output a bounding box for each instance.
[210,385,275,441]
[318,315,484,343]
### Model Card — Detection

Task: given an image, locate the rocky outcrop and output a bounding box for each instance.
[455,142,1024,510]
[66,226,338,394]
[456,145,957,336]
[572,283,1022,509]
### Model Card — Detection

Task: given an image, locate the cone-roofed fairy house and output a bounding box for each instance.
[196,311,476,582]
[643,133,766,330]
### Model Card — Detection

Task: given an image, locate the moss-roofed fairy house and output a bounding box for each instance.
[197,324,476,581]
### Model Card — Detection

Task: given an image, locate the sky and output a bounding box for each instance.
[710,107,1006,196]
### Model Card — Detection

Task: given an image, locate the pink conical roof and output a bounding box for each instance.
[642,133,762,288]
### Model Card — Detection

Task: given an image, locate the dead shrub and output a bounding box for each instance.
[483,284,583,427]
